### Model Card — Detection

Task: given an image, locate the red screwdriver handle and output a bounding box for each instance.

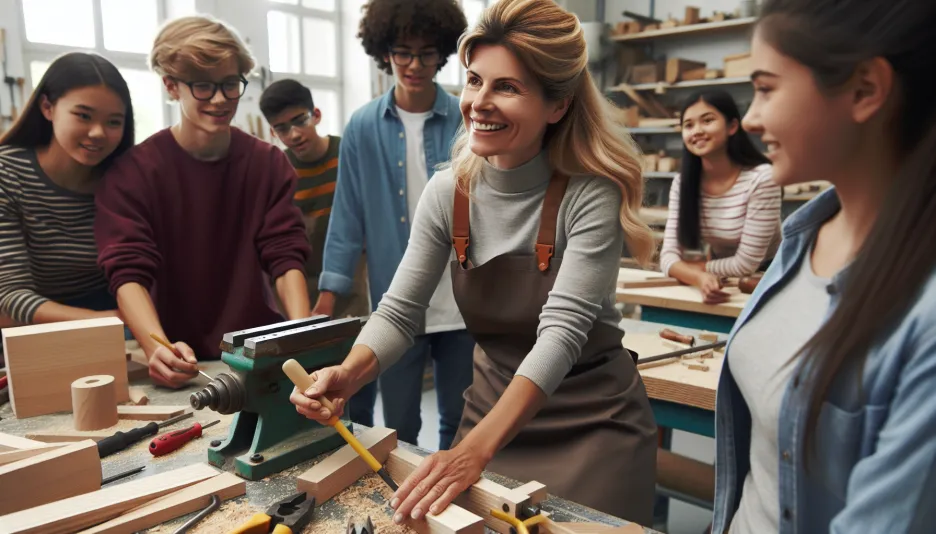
[149,423,203,456]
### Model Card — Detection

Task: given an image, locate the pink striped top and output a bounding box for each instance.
[660,164,782,278]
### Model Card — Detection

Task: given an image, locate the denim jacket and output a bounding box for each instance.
[713,188,936,533]
[319,83,462,309]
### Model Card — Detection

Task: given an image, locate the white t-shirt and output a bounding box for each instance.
[396,106,465,334]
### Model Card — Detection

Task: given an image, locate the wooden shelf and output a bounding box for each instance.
[644,172,677,178]
[611,17,757,43]
[610,76,751,93]
[629,127,681,135]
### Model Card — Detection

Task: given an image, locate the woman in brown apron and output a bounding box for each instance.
[289,0,657,527]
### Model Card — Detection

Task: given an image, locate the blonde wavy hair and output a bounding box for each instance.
[149,15,255,79]
[451,0,654,265]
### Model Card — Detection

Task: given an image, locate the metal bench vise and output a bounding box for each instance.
[189,316,361,480]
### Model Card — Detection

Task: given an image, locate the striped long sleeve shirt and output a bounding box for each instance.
[659,163,782,278]
[0,146,109,322]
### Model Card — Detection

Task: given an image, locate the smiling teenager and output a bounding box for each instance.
[290,0,658,525]
[713,0,936,533]
[311,0,473,451]
[0,52,133,331]
[660,90,779,304]
[95,15,312,389]
[259,79,370,321]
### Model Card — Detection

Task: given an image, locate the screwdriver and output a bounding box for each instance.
[149,419,220,457]
[97,411,193,458]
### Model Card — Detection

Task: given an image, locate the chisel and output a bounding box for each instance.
[282,359,399,492]
[96,411,193,458]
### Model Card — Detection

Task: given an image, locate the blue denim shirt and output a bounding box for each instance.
[318,83,462,309]
[713,188,936,534]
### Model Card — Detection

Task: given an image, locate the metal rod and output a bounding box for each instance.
[102,465,145,485]
[172,494,220,534]
[636,340,727,365]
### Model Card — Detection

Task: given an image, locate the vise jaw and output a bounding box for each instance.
[190,316,361,480]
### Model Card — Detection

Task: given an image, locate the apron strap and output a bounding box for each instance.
[453,182,470,267]
[536,173,570,271]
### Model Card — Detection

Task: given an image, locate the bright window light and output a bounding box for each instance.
[101,0,159,54]
[22,0,95,48]
[302,17,337,77]
[268,11,301,73]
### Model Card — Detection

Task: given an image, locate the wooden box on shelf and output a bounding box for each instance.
[724,52,753,78]
[666,58,707,83]
[629,61,665,84]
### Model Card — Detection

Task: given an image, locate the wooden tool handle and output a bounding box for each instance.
[659,328,694,346]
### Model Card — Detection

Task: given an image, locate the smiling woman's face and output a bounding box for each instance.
[459,43,568,169]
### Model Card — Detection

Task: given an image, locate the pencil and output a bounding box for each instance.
[149,333,212,381]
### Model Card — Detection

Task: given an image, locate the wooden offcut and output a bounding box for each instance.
[0,443,66,466]
[683,6,700,25]
[77,472,246,534]
[117,405,188,421]
[0,433,45,452]
[128,387,149,406]
[0,463,220,534]
[296,426,398,504]
[723,52,753,78]
[2,317,129,418]
[71,375,119,431]
[25,430,116,443]
[666,58,706,84]
[0,439,101,515]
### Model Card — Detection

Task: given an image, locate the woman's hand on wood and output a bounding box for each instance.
[389,442,487,523]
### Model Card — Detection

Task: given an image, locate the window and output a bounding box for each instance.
[302,18,337,77]
[437,0,490,91]
[268,11,302,74]
[312,89,339,136]
[30,61,164,142]
[271,0,335,9]
[22,0,95,48]
[21,0,169,142]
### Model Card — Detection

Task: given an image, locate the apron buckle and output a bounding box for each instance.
[453,236,470,264]
[535,243,554,271]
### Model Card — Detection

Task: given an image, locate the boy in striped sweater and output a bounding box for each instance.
[259,80,369,319]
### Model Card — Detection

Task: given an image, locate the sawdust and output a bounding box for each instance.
[147,499,259,534]
[304,473,418,534]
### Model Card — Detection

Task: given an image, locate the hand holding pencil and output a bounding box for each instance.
[147,333,209,388]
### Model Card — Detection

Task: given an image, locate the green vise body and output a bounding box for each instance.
[190,316,361,480]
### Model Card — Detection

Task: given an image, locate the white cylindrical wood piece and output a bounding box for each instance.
[71,375,118,430]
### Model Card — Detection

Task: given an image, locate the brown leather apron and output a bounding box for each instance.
[449,173,658,525]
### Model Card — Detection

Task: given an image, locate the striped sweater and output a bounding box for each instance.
[0,146,109,322]
[659,163,782,278]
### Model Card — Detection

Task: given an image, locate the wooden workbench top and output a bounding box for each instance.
[624,332,723,412]
[617,284,748,318]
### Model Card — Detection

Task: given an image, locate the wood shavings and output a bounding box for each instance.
[305,473,417,534]
[147,499,258,534]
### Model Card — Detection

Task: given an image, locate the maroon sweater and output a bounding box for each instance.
[95,128,310,358]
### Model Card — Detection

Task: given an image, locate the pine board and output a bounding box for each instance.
[615,285,747,317]
[0,439,101,515]
[624,333,722,410]
[116,405,188,421]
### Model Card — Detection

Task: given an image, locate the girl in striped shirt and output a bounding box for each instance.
[0,52,134,327]
[660,89,781,303]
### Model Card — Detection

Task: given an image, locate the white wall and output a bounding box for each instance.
[0,0,26,123]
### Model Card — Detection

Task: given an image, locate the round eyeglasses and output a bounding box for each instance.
[389,49,441,67]
[175,75,248,101]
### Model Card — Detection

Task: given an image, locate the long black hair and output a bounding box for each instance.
[754,0,936,463]
[0,52,134,170]
[676,89,770,250]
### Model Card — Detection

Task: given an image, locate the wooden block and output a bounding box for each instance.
[681,361,709,371]
[0,433,46,452]
[116,405,188,421]
[660,19,679,29]
[684,6,700,25]
[698,349,714,359]
[615,83,669,119]
[0,439,101,515]
[699,332,719,343]
[128,387,148,406]
[662,340,691,352]
[712,11,727,21]
[25,430,115,443]
[628,62,664,84]
[666,58,707,84]
[704,69,723,79]
[76,472,246,534]
[0,444,66,466]
[681,67,708,81]
[296,427,397,504]
[643,23,659,31]
[658,157,677,172]
[3,318,129,418]
[72,375,118,431]
[514,481,547,505]
[126,360,148,381]
[386,447,531,534]
[724,52,753,78]
[0,463,220,534]
[621,21,642,34]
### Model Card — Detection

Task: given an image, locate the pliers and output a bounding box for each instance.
[229,492,315,534]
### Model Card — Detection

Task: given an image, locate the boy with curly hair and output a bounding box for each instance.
[314,0,472,450]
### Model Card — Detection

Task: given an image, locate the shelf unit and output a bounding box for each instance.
[611,17,756,43]
[629,127,681,135]
[608,76,750,93]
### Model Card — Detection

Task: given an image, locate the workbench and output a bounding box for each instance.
[617,281,748,333]
[0,355,663,533]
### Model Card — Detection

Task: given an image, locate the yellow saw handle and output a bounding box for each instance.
[282,359,383,473]
[227,512,272,534]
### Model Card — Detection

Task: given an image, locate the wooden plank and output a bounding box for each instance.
[619,278,680,289]
[116,405,188,421]
[0,433,45,452]
[76,472,246,534]
[544,520,644,534]
[386,447,532,534]
[626,333,722,410]
[610,17,755,42]
[615,83,669,119]
[0,463,220,534]
[665,58,706,84]
[2,318,129,418]
[0,440,101,515]
[0,444,66,466]
[615,284,747,317]
[25,430,115,443]
[296,427,398,504]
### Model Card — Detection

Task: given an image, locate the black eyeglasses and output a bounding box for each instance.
[389,49,441,67]
[174,75,248,101]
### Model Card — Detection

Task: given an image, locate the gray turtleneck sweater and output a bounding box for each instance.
[354,151,625,395]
